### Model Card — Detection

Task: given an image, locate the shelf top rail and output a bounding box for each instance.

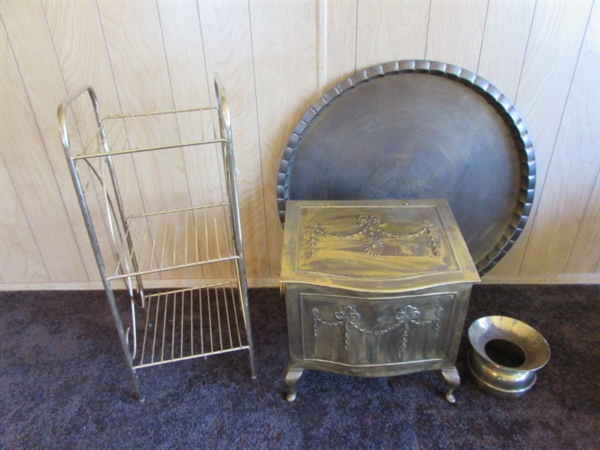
[70,137,227,161]
[101,105,218,121]
[58,84,226,162]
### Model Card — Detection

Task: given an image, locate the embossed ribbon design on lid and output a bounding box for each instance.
[305,214,440,259]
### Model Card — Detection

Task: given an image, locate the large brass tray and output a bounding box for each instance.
[277,60,535,275]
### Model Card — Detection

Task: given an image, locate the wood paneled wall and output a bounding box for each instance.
[1,0,598,289]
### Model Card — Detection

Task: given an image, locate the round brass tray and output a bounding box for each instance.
[277,60,535,275]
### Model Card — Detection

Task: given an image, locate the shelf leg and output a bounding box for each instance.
[105,287,145,401]
[234,254,257,380]
[129,368,144,403]
[241,291,257,380]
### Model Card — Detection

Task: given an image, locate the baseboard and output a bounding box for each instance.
[1,275,598,291]
[0,278,280,291]
[480,274,600,284]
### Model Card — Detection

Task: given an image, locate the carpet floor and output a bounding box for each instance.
[1,284,598,449]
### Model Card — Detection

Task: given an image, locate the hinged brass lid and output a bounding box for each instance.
[281,199,480,292]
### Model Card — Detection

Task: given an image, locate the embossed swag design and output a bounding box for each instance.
[312,304,444,355]
[305,214,440,259]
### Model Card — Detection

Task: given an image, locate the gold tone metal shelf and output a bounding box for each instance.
[131,282,250,369]
[58,82,256,400]
[109,203,238,281]
[69,103,225,161]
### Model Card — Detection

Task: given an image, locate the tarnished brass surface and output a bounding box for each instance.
[277,60,536,276]
[467,316,550,398]
[280,199,479,292]
[281,199,480,403]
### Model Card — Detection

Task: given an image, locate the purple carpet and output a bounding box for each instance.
[1,285,598,449]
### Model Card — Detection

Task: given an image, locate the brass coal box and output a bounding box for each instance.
[280,199,480,403]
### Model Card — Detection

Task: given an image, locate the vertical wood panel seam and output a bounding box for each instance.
[513,0,538,105]
[566,167,600,270]
[193,1,213,100]
[193,0,220,251]
[155,1,194,209]
[511,0,545,275]
[40,0,96,280]
[94,0,146,214]
[0,151,50,282]
[246,0,272,278]
[94,1,125,117]
[423,0,433,60]
[317,0,327,95]
[475,0,491,73]
[0,11,84,282]
[0,26,48,282]
[194,1,229,218]
[42,1,87,170]
[353,0,359,71]
[559,1,599,272]
[516,0,595,276]
[193,2,230,279]
[506,0,537,276]
[40,2,68,96]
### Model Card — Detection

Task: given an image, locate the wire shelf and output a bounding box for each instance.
[132,282,250,369]
[72,105,224,160]
[109,203,238,281]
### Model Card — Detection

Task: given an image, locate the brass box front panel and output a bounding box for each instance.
[299,291,459,367]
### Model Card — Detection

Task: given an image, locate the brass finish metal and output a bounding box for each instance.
[467,316,550,398]
[277,60,536,275]
[58,82,256,400]
[281,199,480,403]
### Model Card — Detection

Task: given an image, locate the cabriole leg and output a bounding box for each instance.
[285,366,304,402]
[441,367,461,404]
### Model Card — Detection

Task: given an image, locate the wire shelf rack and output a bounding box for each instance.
[58,81,256,400]
[131,282,250,369]
[110,204,238,281]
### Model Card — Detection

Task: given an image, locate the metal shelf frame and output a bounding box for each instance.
[58,81,256,400]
